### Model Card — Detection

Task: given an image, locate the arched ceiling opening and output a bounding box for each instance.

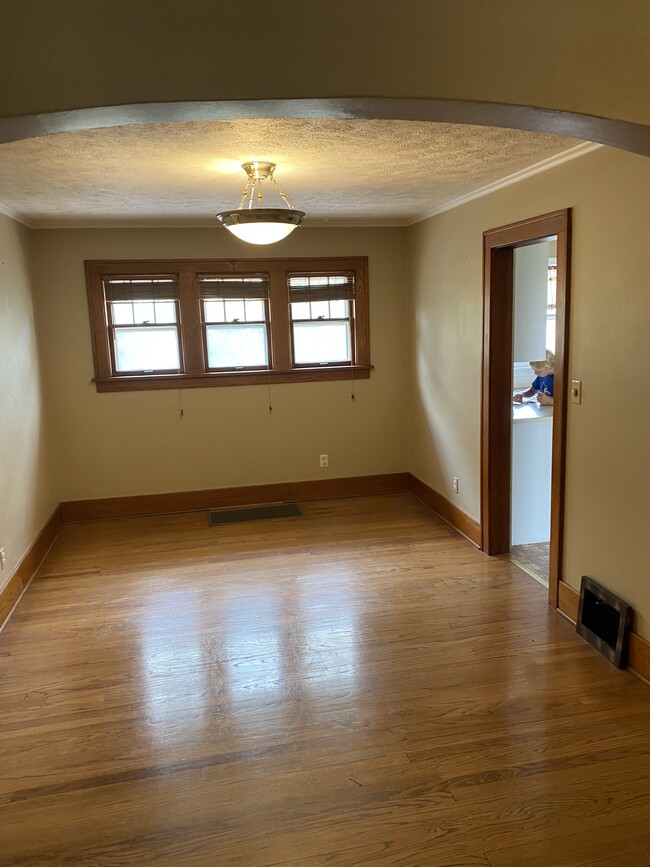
[1,2,647,225]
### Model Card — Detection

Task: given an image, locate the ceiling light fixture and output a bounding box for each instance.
[216,161,305,245]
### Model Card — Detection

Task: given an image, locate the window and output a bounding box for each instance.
[199,274,270,371]
[289,273,354,366]
[85,257,370,391]
[104,275,182,375]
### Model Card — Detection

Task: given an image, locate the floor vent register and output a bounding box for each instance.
[209,503,303,526]
[576,575,632,668]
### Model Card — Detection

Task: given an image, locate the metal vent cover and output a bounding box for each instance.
[209,502,302,526]
[576,576,632,669]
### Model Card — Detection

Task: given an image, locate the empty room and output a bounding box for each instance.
[1,2,650,864]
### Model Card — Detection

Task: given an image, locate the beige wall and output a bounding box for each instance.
[408,146,650,637]
[8,144,650,644]
[1,1,648,130]
[31,227,409,501]
[0,214,58,591]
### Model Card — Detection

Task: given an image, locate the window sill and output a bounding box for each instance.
[93,365,373,392]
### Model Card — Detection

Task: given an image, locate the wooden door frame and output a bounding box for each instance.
[481,209,571,608]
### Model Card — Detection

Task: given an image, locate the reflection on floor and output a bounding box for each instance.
[511,541,550,587]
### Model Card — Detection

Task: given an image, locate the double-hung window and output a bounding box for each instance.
[104,276,182,375]
[289,272,355,366]
[200,274,270,371]
[86,257,370,391]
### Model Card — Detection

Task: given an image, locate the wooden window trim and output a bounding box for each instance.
[86,257,371,392]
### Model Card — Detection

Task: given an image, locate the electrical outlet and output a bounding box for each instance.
[0,548,5,570]
[453,477,459,494]
[319,454,329,468]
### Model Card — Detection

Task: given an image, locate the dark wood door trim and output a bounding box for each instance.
[481,209,571,608]
[481,245,514,555]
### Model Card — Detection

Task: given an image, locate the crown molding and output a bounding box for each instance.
[408,141,603,225]
[0,200,33,227]
[26,218,406,230]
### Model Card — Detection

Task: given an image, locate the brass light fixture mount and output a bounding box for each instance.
[242,161,277,182]
[216,161,305,245]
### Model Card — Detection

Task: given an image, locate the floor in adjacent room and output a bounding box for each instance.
[1,493,650,866]
[511,541,550,587]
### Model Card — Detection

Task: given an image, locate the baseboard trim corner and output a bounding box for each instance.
[0,505,63,632]
[407,474,481,546]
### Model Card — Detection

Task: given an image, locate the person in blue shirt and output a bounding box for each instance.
[513,350,554,406]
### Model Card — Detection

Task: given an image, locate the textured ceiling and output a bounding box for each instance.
[0,119,584,227]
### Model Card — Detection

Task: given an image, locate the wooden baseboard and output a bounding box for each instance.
[61,472,482,550]
[558,580,650,684]
[0,505,63,632]
[558,580,580,622]
[407,474,481,546]
[61,473,411,523]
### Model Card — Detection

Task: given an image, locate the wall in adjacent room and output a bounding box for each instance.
[408,146,650,637]
[31,227,409,502]
[0,213,58,591]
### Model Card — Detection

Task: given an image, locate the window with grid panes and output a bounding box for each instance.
[289,272,354,366]
[104,276,182,374]
[199,274,270,370]
[85,257,370,392]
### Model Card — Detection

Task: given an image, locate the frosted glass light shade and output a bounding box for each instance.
[216,208,304,246]
[226,222,297,245]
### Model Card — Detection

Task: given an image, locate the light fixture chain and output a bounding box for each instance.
[237,179,251,210]
[270,175,294,209]
[247,181,256,210]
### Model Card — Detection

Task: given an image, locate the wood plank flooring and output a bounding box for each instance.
[1,493,649,866]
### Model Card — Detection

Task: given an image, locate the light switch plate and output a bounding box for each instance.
[571,380,582,404]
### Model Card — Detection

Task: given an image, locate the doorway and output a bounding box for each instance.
[510,239,556,586]
[480,209,571,608]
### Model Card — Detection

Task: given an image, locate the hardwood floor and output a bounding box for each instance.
[1,493,650,866]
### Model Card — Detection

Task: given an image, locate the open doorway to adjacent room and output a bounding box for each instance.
[510,239,557,587]
[481,210,571,608]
